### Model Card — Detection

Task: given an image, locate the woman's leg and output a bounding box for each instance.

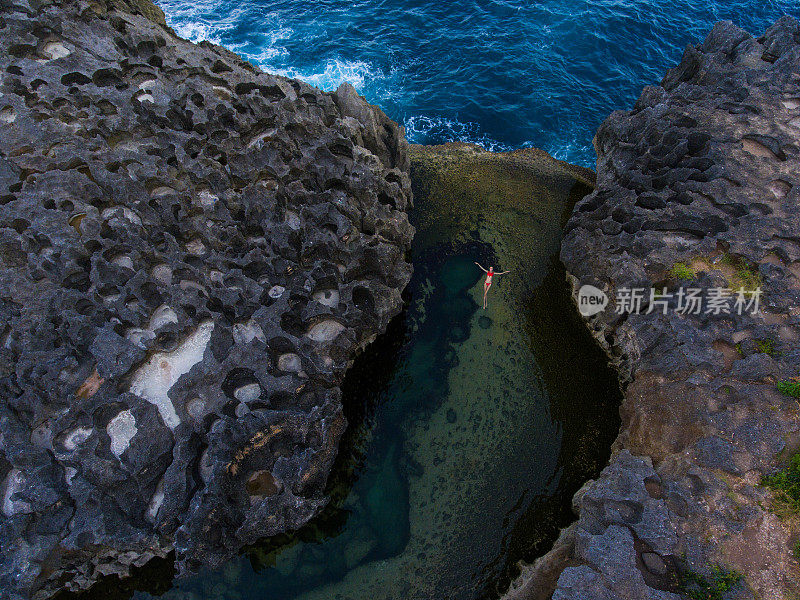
[483,283,490,308]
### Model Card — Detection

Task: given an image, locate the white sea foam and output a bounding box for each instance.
[159,0,375,92]
[536,139,594,167]
[158,0,229,44]
[229,26,293,64]
[403,114,511,153]
[175,21,222,44]
[266,59,378,92]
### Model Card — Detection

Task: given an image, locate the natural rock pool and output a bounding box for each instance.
[61,144,621,600]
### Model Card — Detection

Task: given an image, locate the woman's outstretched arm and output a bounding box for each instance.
[496,270,510,275]
[474,262,488,272]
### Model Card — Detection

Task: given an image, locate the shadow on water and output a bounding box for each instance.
[482,256,622,597]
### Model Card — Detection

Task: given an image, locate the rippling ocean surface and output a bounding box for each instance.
[155,0,797,166]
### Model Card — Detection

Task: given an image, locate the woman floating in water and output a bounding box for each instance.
[474,262,509,309]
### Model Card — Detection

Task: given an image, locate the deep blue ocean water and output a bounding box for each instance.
[155,0,798,167]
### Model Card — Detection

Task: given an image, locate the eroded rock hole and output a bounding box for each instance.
[221,368,259,402]
[352,286,374,312]
[246,470,282,498]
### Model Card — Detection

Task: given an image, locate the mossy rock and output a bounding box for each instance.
[409,143,595,276]
[669,262,696,281]
[81,0,168,26]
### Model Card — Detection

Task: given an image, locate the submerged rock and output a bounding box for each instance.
[0,0,413,597]
[506,16,800,600]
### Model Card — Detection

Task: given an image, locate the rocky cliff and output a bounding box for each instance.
[0,1,413,598]
[506,16,800,600]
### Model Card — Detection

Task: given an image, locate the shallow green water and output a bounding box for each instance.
[64,154,621,600]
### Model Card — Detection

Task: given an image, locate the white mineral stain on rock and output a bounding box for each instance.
[151,264,172,285]
[126,328,154,348]
[64,467,78,485]
[2,469,31,517]
[134,81,158,102]
[312,288,340,307]
[197,189,217,208]
[782,98,800,110]
[111,139,142,153]
[768,180,791,199]
[107,410,137,458]
[246,235,266,246]
[186,238,205,255]
[260,178,278,192]
[149,305,178,331]
[234,383,261,403]
[306,319,345,342]
[146,476,165,522]
[277,353,302,372]
[284,210,301,230]
[42,41,71,60]
[789,116,800,129]
[128,320,215,429]
[111,254,134,270]
[247,128,277,148]
[233,320,266,345]
[186,397,205,420]
[150,186,175,197]
[212,86,231,100]
[63,427,93,451]
[268,285,285,299]
[0,107,16,124]
[101,206,142,226]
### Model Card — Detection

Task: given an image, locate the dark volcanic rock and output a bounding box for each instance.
[506,17,800,600]
[0,1,413,598]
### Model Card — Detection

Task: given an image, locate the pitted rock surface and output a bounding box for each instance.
[505,17,800,600]
[0,1,413,598]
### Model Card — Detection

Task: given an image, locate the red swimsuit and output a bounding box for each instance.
[485,272,494,286]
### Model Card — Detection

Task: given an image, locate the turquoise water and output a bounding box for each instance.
[155,0,798,166]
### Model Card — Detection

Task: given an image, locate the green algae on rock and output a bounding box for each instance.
[409,143,595,256]
[85,0,169,27]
